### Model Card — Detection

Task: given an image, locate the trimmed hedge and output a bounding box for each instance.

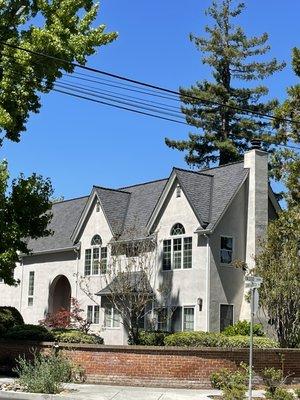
[164,331,278,348]
[4,325,54,341]
[222,320,265,337]
[137,331,171,346]
[52,329,104,344]
[0,307,24,334]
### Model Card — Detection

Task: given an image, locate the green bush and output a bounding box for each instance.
[222,320,265,337]
[0,307,24,334]
[52,329,103,344]
[164,331,278,348]
[294,388,300,399]
[265,388,294,400]
[261,367,284,396]
[134,330,171,346]
[4,325,54,342]
[14,350,72,394]
[210,364,248,400]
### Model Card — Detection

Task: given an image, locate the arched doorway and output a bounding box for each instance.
[48,275,71,314]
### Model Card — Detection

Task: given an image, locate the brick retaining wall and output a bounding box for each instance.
[0,341,299,388]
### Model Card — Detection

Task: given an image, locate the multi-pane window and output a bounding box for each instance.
[100,247,108,274]
[162,240,171,270]
[157,308,169,331]
[220,236,233,264]
[84,237,107,276]
[87,305,100,324]
[183,237,192,269]
[28,271,34,306]
[183,307,194,331]
[104,307,121,328]
[84,249,92,275]
[220,304,233,332]
[162,224,192,270]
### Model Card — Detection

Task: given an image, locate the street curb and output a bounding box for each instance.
[0,391,63,399]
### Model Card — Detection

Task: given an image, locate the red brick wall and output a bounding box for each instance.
[0,341,299,388]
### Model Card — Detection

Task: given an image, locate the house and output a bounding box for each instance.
[0,145,279,345]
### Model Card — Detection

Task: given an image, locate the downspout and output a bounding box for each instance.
[74,243,81,298]
[204,234,210,332]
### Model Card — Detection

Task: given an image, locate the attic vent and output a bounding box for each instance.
[96,201,100,212]
[176,184,181,198]
[91,234,102,246]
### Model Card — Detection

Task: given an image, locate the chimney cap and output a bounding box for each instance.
[250,139,262,150]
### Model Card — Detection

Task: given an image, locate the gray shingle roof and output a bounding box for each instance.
[95,271,153,296]
[26,162,249,253]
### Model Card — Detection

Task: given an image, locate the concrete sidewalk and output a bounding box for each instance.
[0,378,265,400]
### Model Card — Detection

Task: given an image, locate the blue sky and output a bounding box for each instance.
[3,0,300,199]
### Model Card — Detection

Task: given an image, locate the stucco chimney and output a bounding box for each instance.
[240,141,268,319]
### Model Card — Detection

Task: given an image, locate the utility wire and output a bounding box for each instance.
[1,40,300,126]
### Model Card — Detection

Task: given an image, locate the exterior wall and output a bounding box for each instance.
[1,342,299,388]
[209,183,247,331]
[153,179,208,332]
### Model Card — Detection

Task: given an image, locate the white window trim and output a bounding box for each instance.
[104,306,121,330]
[219,303,234,332]
[156,307,172,332]
[84,245,108,276]
[87,305,100,324]
[182,305,195,332]
[28,271,35,307]
[162,234,193,271]
[220,235,234,266]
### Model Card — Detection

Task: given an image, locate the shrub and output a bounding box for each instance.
[223,320,265,337]
[132,330,171,346]
[0,307,24,334]
[4,325,54,342]
[210,364,248,400]
[294,388,300,399]
[14,350,72,394]
[261,367,284,396]
[52,329,103,344]
[164,331,278,348]
[265,388,294,400]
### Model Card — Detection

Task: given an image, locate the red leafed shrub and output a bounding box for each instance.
[39,298,91,333]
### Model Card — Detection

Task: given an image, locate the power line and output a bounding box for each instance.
[1,40,300,126]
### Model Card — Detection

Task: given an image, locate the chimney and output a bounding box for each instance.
[240,141,268,319]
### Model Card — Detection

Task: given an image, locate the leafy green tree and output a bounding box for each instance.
[255,206,300,348]
[0,0,117,144]
[166,0,285,167]
[271,48,300,206]
[0,161,53,285]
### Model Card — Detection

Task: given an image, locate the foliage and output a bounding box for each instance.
[79,227,165,345]
[261,367,285,397]
[40,298,91,333]
[265,388,294,400]
[4,324,54,342]
[0,161,53,285]
[0,306,24,334]
[52,329,103,344]
[132,330,171,346]
[210,363,248,400]
[294,388,300,399]
[14,350,72,394]
[165,0,284,168]
[222,320,264,337]
[271,47,300,206]
[164,331,278,348]
[255,206,300,348]
[0,0,117,145]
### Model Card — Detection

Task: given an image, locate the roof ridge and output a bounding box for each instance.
[200,160,244,172]
[94,185,131,195]
[174,167,214,178]
[51,195,89,205]
[119,177,168,190]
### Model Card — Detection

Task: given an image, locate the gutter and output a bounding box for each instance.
[22,245,79,257]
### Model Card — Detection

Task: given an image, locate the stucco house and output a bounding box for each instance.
[0,146,279,345]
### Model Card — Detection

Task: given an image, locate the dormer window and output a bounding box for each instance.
[163,223,192,270]
[176,184,181,198]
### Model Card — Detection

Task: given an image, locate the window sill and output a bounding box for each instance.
[162,268,193,272]
[103,327,121,330]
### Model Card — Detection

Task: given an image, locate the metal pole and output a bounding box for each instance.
[248,287,254,400]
